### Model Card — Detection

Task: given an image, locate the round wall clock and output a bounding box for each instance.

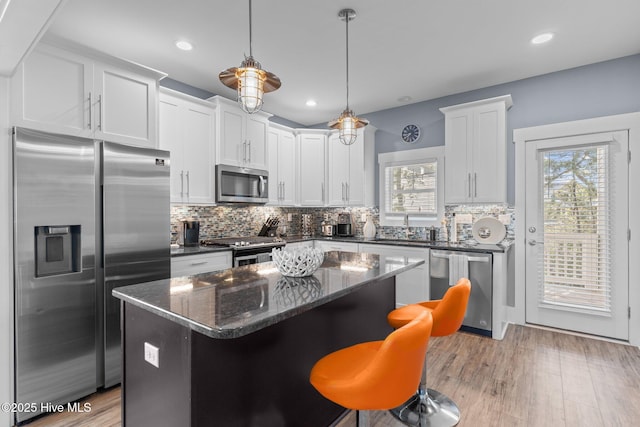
[401,124,420,143]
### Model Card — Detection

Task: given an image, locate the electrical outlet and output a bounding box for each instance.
[144,342,159,368]
[498,214,511,225]
[456,214,473,224]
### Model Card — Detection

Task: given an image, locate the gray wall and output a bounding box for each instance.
[359,54,640,205]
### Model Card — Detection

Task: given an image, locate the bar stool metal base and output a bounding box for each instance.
[389,388,460,427]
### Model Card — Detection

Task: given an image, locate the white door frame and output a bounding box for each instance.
[514,112,640,346]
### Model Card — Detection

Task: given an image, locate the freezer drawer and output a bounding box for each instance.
[430,250,492,335]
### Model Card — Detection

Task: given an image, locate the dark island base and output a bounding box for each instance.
[122,277,395,427]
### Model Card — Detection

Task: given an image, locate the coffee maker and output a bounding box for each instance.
[336,213,354,237]
[179,219,200,247]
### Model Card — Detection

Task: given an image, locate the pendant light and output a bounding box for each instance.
[219,0,281,114]
[328,8,368,145]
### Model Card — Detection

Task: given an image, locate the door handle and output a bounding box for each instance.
[88,92,92,129]
[97,94,102,130]
[474,172,477,197]
[186,171,190,199]
[180,170,184,198]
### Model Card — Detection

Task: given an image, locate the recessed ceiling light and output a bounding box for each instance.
[306,99,317,107]
[397,96,412,103]
[175,40,193,51]
[531,33,554,45]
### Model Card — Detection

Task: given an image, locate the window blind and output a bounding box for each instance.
[538,144,611,312]
[383,160,437,215]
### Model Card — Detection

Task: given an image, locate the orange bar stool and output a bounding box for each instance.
[310,308,433,426]
[387,277,471,427]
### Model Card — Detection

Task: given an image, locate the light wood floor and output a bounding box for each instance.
[25,325,640,427]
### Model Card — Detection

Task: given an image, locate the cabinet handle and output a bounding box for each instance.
[243,141,247,163]
[341,182,345,202]
[468,173,472,198]
[281,182,285,201]
[186,171,190,199]
[474,172,477,197]
[88,92,92,129]
[321,182,325,202]
[189,261,208,266]
[180,171,184,198]
[346,182,349,202]
[247,141,251,163]
[97,94,102,130]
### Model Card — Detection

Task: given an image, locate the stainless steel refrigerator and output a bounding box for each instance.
[12,127,170,423]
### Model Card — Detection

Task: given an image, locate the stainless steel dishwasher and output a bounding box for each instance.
[430,249,492,336]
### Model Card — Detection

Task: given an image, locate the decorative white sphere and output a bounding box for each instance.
[271,247,324,277]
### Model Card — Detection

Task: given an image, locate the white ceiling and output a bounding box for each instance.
[45,0,640,126]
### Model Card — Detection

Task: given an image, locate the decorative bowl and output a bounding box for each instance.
[271,247,324,277]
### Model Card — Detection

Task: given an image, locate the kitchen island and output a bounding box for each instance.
[113,251,424,427]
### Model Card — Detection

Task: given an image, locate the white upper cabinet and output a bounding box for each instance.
[327,126,376,206]
[268,125,297,206]
[11,41,163,148]
[159,88,216,204]
[298,130,328,206]
[210,96,270,170]
[440,95,512,204]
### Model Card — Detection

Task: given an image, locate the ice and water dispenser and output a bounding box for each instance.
[34,225,81,277]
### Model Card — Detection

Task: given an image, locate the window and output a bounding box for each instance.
[378,147,444,227]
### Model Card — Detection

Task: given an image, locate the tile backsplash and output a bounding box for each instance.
[170,204,514,244]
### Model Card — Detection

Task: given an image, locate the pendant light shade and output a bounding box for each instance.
[328,8,368,145]
[219,0,281,114]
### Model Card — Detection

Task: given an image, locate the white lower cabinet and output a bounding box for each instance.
[171,251,232,278]
[284,241,314,250]
[358,244,429,308]
[314,240,359,253]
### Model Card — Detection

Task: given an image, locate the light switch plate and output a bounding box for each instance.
[144,342,159,368]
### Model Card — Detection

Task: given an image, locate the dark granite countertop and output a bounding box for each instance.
[170,245,232,257]
[114,251,424,339]
[283,235,512,253]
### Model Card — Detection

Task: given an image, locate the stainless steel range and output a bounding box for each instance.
[201,236,285,267]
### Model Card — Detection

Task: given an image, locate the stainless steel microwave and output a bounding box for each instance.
[215,164,269,203]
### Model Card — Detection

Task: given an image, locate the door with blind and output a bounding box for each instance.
[524,130,629,339]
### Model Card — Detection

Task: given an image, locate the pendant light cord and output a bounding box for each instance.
[248,0,253,57]
[345,14,350,110]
